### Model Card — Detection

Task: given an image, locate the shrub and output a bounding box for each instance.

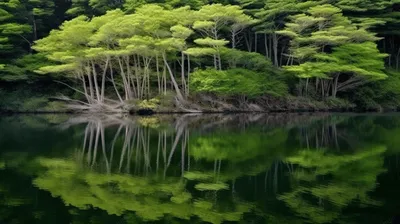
[348,69,400,110]
[138,98,160,109]
[190,68,287,98]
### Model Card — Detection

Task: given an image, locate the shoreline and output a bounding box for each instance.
[1,107,398,115]
[1,94,398,116]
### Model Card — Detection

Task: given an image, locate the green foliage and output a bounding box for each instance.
[0,53,53,81]
[190,68,287,97]
[279,4,386,98]
[0,81,71,112]
[0,0,56,79]
[67,0,124,17]
[286,42,387,79]
[0,1,31,58]
[324,97,354,109]
[1,0,400,110]
[375,70,400,106]
[22,97,48,111]
[280,145,387,223]
[138,98,160,109]
[220,48,274,72]
[350,69,400,110]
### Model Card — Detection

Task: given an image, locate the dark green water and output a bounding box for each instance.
[1,113,400,224]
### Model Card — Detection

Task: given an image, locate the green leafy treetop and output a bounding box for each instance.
[278,4,387,98]
[67,0,124,17]
[0,0,33,80]
[0,1,31,54]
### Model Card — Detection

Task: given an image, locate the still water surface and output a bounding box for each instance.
[0,113,400,224]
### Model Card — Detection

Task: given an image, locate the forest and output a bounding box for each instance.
[1,0,400,113]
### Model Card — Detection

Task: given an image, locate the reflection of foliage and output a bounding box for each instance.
[184,171,213,181]
[0,179,30,223]
[34,158,253,224]
[195,183,229,191]
[190,128,288,161]
[137,117,161,129]
[0,164,72,224]
[187,128,292,188]
[1,114,399,224]
[280,146,387,223]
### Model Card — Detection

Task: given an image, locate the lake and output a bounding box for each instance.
[0,113,400,224]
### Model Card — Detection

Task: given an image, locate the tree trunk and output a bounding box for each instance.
[140,57,147,99]
[264,33,269,58]
[231,30,236,49]
[91,61,101,103]
[100,57,110,102]
[305,78,309,96]
[269,35,273,63]
[86,65,95,102]
[181,52,186,95]
[244,30,252,52]
[332,74,340,98]
[326,80,332,97]
[217,49,222,70]
[117,57,130,100]
[134,55,141,98]
[32,14,37,42]
[396,47,400,71]
[272,33,279,66]
[125,56,137,99]
[187,54,191,96]
[280,43,287,67]
[254,32,258,53]
[80,71,91,103]
[163,63,167,95]
[163,53,185,102]
[156,56,161,94]
[110,63,124,103]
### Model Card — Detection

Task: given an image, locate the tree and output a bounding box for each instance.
[0,1,31,57]
[239,0,322,65]
[24,0,55,41]
[278,4,386,98]
[189,4,255,70]
[35,5,195,110]
[0,0,32,80]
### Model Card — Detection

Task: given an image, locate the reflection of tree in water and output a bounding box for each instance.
[294,115,351,150]
[72,115,192,177]
[34,115,258,224]
[0,113,392,224]
[279,145,387,223]
[269,115,390,223]
[0,161,76,224]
